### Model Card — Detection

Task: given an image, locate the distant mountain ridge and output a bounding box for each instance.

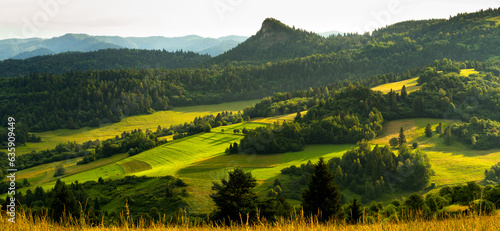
[0,34,248,60]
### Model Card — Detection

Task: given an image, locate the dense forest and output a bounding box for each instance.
[0,49,211,77]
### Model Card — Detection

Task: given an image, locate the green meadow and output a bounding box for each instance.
[11,99,260,155]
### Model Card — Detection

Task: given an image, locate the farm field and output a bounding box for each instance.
[10,99,260,155]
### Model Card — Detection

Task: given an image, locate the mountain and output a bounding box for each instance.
[11,48,54,60]
[212,18,363,64]
[0,34,248,61]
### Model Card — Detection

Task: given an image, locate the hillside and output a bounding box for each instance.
[212,18,364,64]
[0,48,211,77]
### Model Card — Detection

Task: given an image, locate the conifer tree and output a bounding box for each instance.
[401,85,408,100]
[398,127,406,146]
[425,124,433,137]
[210,168,258,223]
[346,198,362,224]
[302,157,342,221]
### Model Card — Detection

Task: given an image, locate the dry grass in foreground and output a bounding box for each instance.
[1,210,500,231]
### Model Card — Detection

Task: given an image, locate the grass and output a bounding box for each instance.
[459,68,479,77]
[1,208,499,231]
[371,77,420,94]
[251,111,306,124]
[8,99,260,155]
[372,118,500,189]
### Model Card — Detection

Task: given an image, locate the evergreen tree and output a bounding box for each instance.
[425,124,433,137]
[398,127,406,146]
[346,198,362,224]
[294,111,302,122]
[50,179,79,222]
[436,122,443,134]
[210,168,259,223]
[401,85,408,100]
[302,157,342,221]
[444,126,453,145]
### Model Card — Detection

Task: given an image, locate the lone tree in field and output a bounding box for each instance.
[302,157,342,221]
[53,163,65,177]
[425,124,433,137]
[436,122,443,134]
[210,168,259,223]
[444,126,453,145]
[398,127,406,146]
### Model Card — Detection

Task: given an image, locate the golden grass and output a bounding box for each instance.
[459,68,479,77]
[1,209,499,231]
[371,77,420,94]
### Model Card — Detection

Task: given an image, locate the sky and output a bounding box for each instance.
[0,0,499,39]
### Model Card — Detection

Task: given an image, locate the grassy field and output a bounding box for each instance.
[372,118,500,188]
[2,209,499,231]
[9,99,260,155]
[371,77,420,94]
[459,68,479,77]
[251,111,306,124]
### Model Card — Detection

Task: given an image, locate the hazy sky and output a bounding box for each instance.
[0,0,498,39]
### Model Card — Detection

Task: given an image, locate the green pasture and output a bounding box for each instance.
[9,99,260,155]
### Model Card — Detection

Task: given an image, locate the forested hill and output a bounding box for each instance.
[0,49,211,77]
[215,8,500,65]
[211,18,367,65]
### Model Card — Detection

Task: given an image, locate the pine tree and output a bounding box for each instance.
[436,122,443,134]
[302,157,342,221]
[425,124,433,137]
[346,198,362,224]
[294,111,302,122]
[398,127,406,146]
[444,126,453,145]
[210,168,259,223]
[50,179,79,221]
[401,85,408,100]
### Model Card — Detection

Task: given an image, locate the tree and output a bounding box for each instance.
[210,168,259,223]
[389,137,399,148]
[345,198,362,224]
[404,193,425,212]
[302,157,342,221]
[53,164,65,177]
[398,127,406,146]
[401,85,408,100]
[294,111,302,122]
[425,124,433,137]
[50,179,79,221]
[444,126,453,145]
[436,122,443,134]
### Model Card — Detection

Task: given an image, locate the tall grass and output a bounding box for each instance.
[2,208,499,231]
